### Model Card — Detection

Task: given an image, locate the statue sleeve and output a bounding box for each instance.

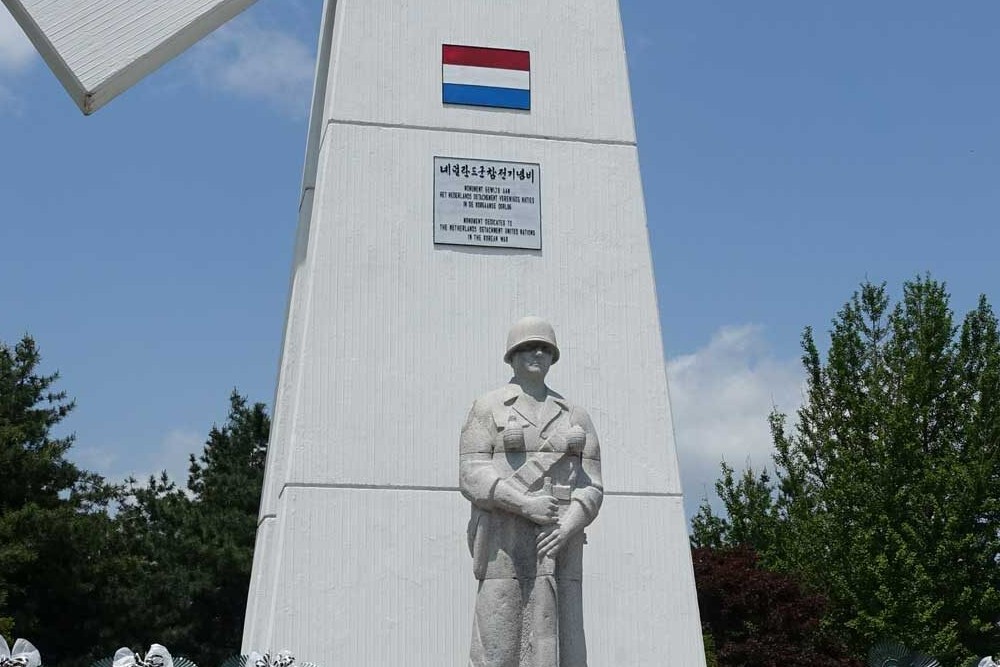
[571,407,604,520]
[459,399,500,509]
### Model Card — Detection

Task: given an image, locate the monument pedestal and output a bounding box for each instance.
[243,0,706,664]
[245,489,701,665]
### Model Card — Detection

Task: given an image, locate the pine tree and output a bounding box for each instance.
[691,277,1000,664]
[184,392,269,666]
[0,337,271,667]
[0,336,79,512]
[0,336,116,666]
[108,392,269,666]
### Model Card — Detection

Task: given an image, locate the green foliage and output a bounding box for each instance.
[0,336,119,667]
[0,589,12,638]
[0,335,269,667]
[183,392,269,667]
[691,277,1000,665]
[105,473,201,656]
[0,336,78,512]
[104,391,269,666]
[691,462,780,552]
[702,632,718,667]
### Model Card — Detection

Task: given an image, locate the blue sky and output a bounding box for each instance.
[1,1,998,519]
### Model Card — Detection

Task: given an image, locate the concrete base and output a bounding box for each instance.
[244,486,703,665]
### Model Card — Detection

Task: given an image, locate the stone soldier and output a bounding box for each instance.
[460,317,604,667]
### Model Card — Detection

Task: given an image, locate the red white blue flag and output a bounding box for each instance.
[442,45,531,111]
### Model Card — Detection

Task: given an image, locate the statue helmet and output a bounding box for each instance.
[504,316,560,364]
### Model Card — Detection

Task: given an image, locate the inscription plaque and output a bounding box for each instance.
[434,157,542,250]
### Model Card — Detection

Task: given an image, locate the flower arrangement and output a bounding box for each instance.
[0,637,40,667]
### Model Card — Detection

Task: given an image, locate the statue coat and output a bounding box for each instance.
[460,383,603,667]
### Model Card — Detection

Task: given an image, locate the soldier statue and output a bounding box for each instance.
[460,316,604,667]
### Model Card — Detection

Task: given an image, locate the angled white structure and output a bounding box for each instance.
[7,0,707,663]
[1,0,257,113]
[243,1,706,664]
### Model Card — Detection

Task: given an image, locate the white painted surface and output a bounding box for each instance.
[269,123,678,497]
[242,515,276,646]
[249,488,704,667]
[442,64,530,90]
[246,0,707,663]
[321,0,636,144]
[1,0,257,113]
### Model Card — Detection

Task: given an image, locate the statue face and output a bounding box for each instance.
[510,343,554,380]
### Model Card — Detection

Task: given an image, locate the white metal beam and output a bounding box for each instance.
[2,0,259,114]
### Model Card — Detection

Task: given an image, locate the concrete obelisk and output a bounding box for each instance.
[241,0,706,665]
[4,0,704,662]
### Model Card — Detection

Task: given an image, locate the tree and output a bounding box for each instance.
[0,590,12,638]
[0,336,80,513]
[0,336,270,667]
[692,277,1000,665]
[108,392,269,667]
[183,392,269,666]
[0,336,117,666]
[693,546,861,666]
[103,472,201,658]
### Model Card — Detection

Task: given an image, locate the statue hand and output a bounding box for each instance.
[522,494,558,525]
[536,524,566,558]
[536,501,591,557]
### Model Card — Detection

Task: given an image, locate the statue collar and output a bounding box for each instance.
[500,383,569,428]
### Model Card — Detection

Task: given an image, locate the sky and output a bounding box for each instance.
[1,1,998,521]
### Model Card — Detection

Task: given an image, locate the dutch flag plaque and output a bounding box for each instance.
[442,45,531,111]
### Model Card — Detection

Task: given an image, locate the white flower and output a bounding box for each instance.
[240,651,312,667]
[111,645,180,667]
[0,637,41,667]
[112,648,138,667]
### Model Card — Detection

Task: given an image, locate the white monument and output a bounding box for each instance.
[4,0,707,664]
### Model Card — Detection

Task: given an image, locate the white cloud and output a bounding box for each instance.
[73,445,120,475]
[0,82,22,114]
[189,17,314,117]
[149,429,202,485]
[0,7,34,72]
[74,429,201,489]
[667,324,804,517]
[0,7,35,113]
